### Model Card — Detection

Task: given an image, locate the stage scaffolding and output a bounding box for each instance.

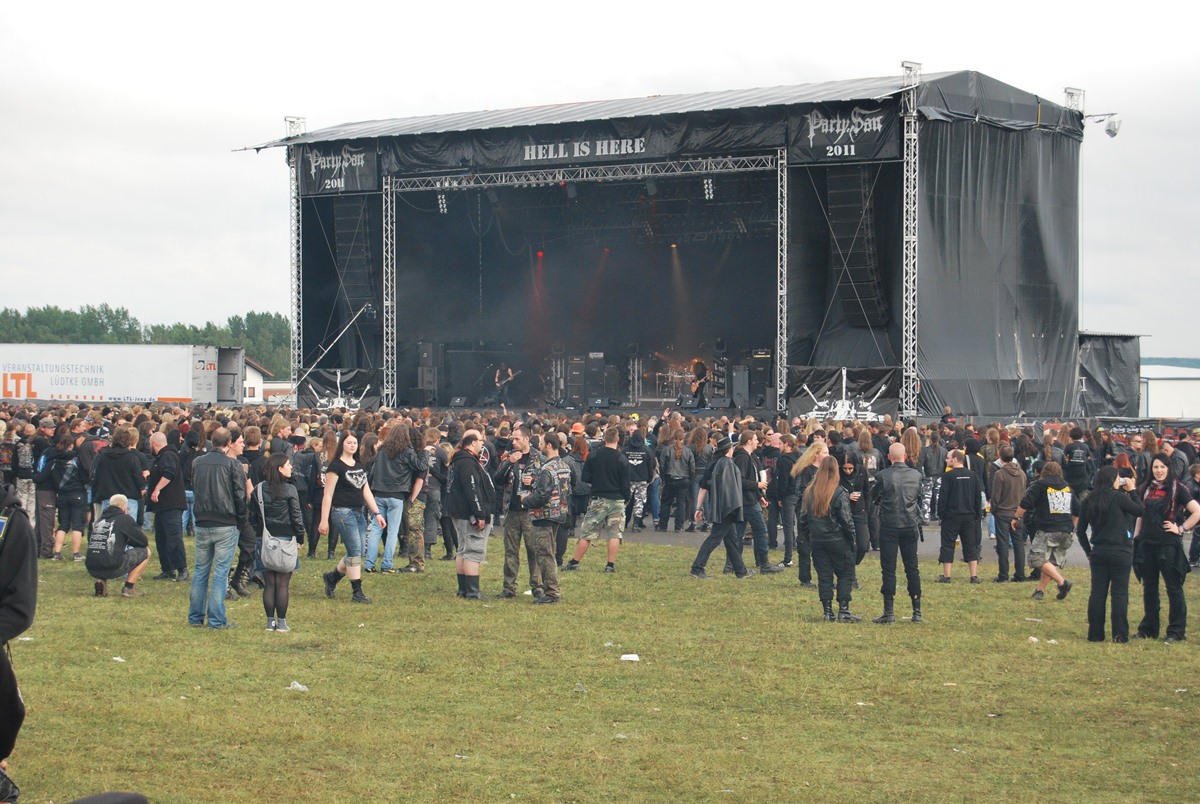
[379,155,786,409]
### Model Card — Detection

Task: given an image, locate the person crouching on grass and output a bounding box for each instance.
[85,494,151,598]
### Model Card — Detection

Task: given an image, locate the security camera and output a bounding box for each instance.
[1104,117,1121,138]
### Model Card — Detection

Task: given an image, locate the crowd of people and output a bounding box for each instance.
[0,401,1196,643]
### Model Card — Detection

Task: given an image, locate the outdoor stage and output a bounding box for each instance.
[256,64,1104,420]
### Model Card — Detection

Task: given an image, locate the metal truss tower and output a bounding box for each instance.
[900,62,921,417]
[285,116,306,386]
[381,175,397,407]
[775,147,789,413]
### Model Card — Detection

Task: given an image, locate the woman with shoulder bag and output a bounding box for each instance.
[252,453,307,631]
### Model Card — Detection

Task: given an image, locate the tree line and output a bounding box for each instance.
[0,305,291,379]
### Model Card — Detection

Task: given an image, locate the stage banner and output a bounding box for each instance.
[785,366,900,421]
[1096,418,1200,440]
[298,368,381,411]
[380,111,786,173]
[299,143,379,196]
[788,99,900,163]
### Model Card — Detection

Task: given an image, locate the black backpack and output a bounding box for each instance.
[85,517,122,571]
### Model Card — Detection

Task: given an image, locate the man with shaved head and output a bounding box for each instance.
[869,442,925,624]
[147,431,188,581]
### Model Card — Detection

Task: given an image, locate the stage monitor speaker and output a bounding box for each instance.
[709,396,734,409]
[449,396,468,408]
[587,397,608,409]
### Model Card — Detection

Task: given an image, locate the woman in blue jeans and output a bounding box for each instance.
[319,432,387,604]
[364,425,412,572]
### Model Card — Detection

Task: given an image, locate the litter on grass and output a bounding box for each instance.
[18,637,32,641]
[288,681,309,692]
[620,654,640,662]
[1024,618,1043,622]
[1028,637,1039,643]
[112,656,127,662]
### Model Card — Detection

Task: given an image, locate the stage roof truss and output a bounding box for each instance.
[386,155,779,192]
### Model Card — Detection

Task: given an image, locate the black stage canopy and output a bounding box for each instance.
[256,69,1092,417]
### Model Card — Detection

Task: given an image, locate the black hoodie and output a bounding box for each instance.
[0,484,38,643]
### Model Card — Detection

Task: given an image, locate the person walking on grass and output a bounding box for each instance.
[799,456,862,623]
[1011,461,1079,603]
[565,426,630,574]
[320,432,387,604]
[690,435,753,579]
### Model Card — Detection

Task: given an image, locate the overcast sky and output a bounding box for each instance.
[2,3,1196,356]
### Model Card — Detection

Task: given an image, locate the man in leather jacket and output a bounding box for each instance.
[870,442,925,624]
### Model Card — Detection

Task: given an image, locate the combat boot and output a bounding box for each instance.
[911,595,924,624]
[872,597,896,624]
[837,603,862,623]
[822,600,836,622]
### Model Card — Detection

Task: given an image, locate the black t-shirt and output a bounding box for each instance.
[1138,481,1194,545]
[326,459,369,509]
[1061,441,1093,490]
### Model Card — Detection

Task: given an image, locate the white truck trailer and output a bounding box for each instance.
[0,344,246,406]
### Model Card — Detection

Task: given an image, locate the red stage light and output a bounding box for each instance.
[537,251,544,258]
[603,247,610,253]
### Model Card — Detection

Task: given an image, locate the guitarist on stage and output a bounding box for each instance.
[690,360,709,410]
[494,362,515,409]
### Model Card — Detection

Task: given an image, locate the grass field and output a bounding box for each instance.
[9,537,1199,802]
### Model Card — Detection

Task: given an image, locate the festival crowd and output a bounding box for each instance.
[0,401,1197,643]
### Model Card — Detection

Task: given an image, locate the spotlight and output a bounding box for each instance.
[437,193,448,214]
[1104,117,1121,138]
[703,177,714,200]
[603,247,610,253]
[671,243,677,249]
[646,178,657,196]
[537,250,544,258]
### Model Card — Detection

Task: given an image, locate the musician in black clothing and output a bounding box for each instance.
[690,360,708,409]
[494,363,514,408]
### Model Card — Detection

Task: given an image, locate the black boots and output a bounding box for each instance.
[463,576,485,600]
[456,573,467,598]
[822,600,836,622]
[911,595,923,624]
[837,603,862,623]
[231,560,252,598]
[872,597,896,624]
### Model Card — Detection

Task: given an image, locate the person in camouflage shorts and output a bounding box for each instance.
[565,426,631,573]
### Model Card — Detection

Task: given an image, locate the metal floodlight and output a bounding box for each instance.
[1104,117,1122,138]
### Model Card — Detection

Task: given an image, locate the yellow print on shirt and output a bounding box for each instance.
[1046,485,1073,515]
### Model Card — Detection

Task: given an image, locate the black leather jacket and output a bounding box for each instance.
[191,451,248,527]
[872,462,924,530]
[798,485,856,544]
[251,482,306,542]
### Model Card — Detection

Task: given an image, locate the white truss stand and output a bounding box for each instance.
[776,147,788,413]
[285,116,306,388]
[900,62,921,418]
[381,175,397,407]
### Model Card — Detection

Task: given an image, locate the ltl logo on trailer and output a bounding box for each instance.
[194,359,216,371]
[1,372,37,398]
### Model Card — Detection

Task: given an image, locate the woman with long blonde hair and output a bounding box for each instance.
[799,455,860,622]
